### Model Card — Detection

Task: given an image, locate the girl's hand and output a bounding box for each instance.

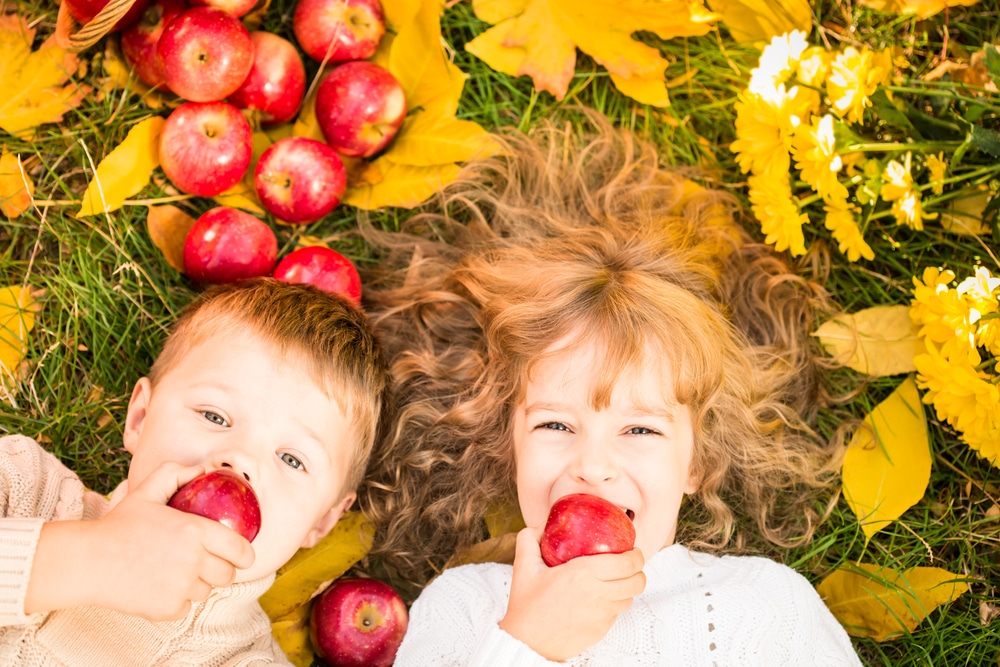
[498,527,645,661]
[26,462,255,621]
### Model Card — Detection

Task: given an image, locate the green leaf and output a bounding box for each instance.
[869,89,921,139]
[983,43,1000,88]
[969,124,1000,157]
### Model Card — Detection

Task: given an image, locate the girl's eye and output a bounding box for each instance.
[202,411,228,426]
[627,426,660,436]
[539,422,570,432]
[280,452,304,470]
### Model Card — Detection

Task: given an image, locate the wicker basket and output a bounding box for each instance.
[67,0,140,52]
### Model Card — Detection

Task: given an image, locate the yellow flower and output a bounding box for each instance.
[826,46,892,124]
[749,30,809,96]
[792,114,848,202]
[796,46,832,89]
[926,152,947,195]
[730,86,805,176]
[823,198,874,261]
[748,174,808,256]
[957,266,1000,356]
[881,154,936,230]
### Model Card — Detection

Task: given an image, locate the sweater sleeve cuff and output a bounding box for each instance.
[469,623,565,667]
[0,517,44,626]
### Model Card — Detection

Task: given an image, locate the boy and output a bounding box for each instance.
[0,278,390,665]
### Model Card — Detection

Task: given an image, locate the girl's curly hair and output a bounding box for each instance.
[358,113,844,585]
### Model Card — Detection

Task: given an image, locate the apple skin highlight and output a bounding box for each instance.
[539,493,636,567]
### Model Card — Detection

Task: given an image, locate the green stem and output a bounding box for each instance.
[843,141,963,154]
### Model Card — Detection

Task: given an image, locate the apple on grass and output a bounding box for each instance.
[272,246,361,305]
[188,0,257,18]
[293,0,385,64]
[310,578,408,667]
[539,493,636,567]
[315,61,407,158]
[254,137,346,224]
[228,32,306,126]
[159,101,252,197]
[120,0,190,90]
[168,469,261,542]
[63,0,151,31]
[157,6,254,102]
[183,207,278,285]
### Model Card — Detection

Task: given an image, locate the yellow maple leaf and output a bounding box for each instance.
[706,0,810,43]
[842,377,931,543]
[344,160,462,209]
[466,0,717,105]
[0,286,37,393]
[858,0,980,20]
[0,14,90,138]
[817,563,968,641]
[0,152,34,219]
[813,305,922,377]
[78,117,165,217]
[269,603,315,667]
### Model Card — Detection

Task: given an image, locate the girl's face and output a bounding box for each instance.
[511,336,699,561]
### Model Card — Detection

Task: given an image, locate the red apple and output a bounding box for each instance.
[272,246,361,305]
[120,0,190,90]
[63,0,151,31]
[539,493,636,567]
[157,6,254,102]
[183,207,278,285]
[168,469,261,542]
[159,101,252,196]
[254,137,346,224]
[310,578,408,667]
[188,0,257,18]
[292,0,385,64]
[315,61,407,158]
[228,32,306,125]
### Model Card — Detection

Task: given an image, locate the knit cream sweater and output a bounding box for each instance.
[0,435,290,666]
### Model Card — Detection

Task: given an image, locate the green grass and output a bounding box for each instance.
[2,0,999,664]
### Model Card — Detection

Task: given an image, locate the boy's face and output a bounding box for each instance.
[123,329,359,583]
[511,336,699,561]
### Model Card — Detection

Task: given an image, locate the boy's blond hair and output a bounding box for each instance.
[149,278,390,492]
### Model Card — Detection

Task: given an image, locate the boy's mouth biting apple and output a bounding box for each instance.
[168,468,262,542]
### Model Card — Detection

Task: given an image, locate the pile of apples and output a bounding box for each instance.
[64,0,404,303]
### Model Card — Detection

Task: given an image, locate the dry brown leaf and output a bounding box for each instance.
[0,13,91,138]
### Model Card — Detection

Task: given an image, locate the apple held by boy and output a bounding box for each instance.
[168,469,262,542]
[272,246,361,305]
[310,578,408,667]
[157,6,254,102]
[539,493,636,567]
[293,0,386,64]
[159,101,252,196]
[315,60,407,159]
[228,31,306,126]
[120,0,190,90]
[183,207,278,285]
[254,137,347,224]
[63,0,151,31]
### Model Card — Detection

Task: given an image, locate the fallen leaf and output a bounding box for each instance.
[980,601,1000,626]
[269,602,315,667]
[343,160,462,209]
[466,0,717,104]
[445,533,517,569]
[0,286,37,391]
[939,187,991,236]
[146,205,197,273]
[842,377,931,542]
[706,0,810,43]
[211,131,272,215]
[78,117,165,217]
[0,14,91,137]
[485,500,526,539]
[0,152,34,218]
[258,510,374,622]
[97,38,172,110]
[814,305,922,376]
[817,563,968,641]
[388,113,498,166]
[858,0,980,20]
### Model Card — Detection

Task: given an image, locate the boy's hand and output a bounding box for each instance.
[26,462,255,621]
[498,527,645,662]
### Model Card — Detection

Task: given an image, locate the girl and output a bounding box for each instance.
[359,115,860,665]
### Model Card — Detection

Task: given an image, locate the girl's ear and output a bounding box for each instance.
[300,492,357,549]
[123,378,152,455]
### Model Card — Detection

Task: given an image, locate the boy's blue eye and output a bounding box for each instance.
[202,411,227,426]
[280,452,304,470]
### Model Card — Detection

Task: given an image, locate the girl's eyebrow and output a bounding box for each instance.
[522,401,571,415]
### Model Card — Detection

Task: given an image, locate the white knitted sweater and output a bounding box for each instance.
[395,539,863,666]
[0,435,290,667]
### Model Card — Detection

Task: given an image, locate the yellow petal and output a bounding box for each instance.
[817,563,968,641]
[842,377,931,541]
[258,511,374,622]
[77,117,165,217]
[0,152,34,218]
[813,305,922,376]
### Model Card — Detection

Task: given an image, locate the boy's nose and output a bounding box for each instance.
[211,448,257,484]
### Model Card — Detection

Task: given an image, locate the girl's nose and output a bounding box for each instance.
[570,436,618,485]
